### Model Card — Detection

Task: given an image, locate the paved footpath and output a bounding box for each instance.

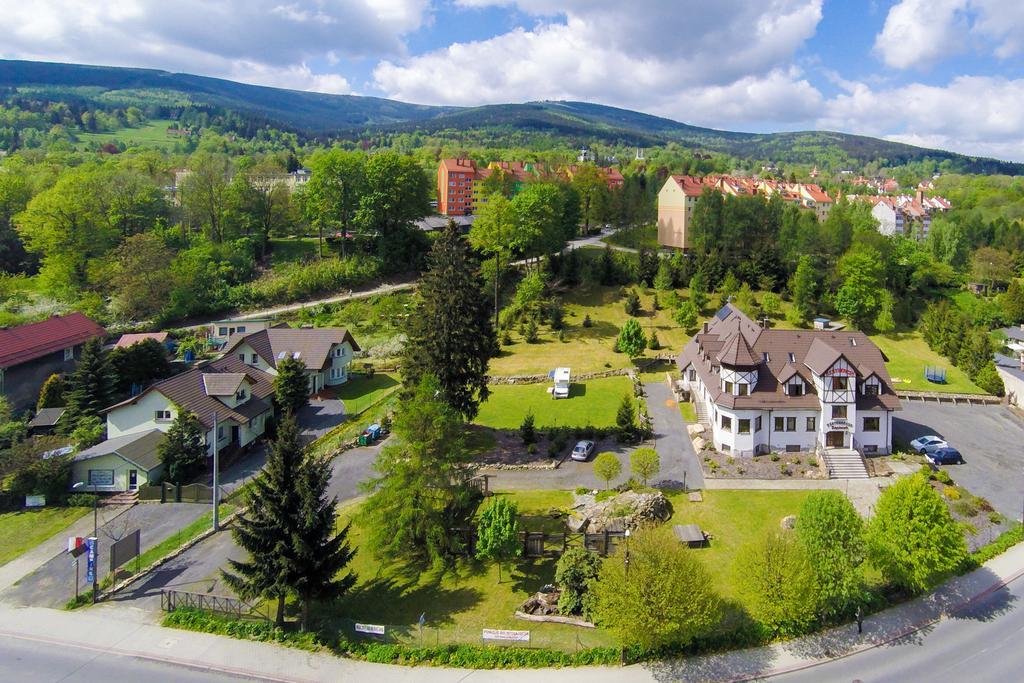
[2,541,1023,682]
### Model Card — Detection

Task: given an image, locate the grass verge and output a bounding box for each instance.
[0,507,89,566]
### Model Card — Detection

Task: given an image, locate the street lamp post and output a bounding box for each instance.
[624,528,631,577]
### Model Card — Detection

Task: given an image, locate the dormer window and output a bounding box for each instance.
[864,383,880,396]
[788,381,804,396]
[236,389,247,402]
[831,377,848,390]
[788,353,796,363]
[724,381,734,394]
[762,352,770,362]
[737,383,749,396]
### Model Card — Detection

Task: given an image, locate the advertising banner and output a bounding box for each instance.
[85,537,97,584]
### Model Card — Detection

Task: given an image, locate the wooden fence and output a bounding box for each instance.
[138,482,214,503]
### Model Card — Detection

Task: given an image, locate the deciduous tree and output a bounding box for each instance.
[735,531,820,635]
[475,497,521,583]
[795,490,866,618]
[630,447,660,487]
[867,473,967,593]
[616,318,646,358]
[591,526,721,649]
[593,451,621,490]
[37,374,66,410]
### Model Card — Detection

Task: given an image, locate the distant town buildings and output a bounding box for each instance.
[846,190,952,240]
[435,158,624,216]
[656,175,834,250]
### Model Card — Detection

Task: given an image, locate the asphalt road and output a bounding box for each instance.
[0,631,261,683]
[768,572,1024,682]
[894,402,1024,519]
[644,381,704,490]
[0,503,210,609]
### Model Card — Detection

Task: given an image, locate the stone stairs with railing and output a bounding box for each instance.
[692,399,711,428]
[820,449,869,479]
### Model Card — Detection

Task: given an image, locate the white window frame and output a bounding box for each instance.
[64,347,75,361]
[155,409,173,422]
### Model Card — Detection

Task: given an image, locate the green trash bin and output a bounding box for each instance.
[358,434,369,446]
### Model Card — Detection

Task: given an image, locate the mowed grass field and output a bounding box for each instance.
[0,507,89,566]
[324,490,616,650]
[474,375,634,429]
[330,373,401,415]
[75,119,180,149]
[870,332,983,394]
[320,488,813,649]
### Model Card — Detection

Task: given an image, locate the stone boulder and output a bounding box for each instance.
[780,514,797,530]
[687,423,705,437]
[519,588,561,616]
[571,490,672,533]
[692,436,706,451]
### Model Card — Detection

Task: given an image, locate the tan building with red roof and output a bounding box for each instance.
[0,313,106,411]
[678,304,900,460]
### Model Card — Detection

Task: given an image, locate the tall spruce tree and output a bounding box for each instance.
[403,223,495,420]
[64,338,116,428]
[158,410,207,484]
[359,375,476,566]
[223,414,305,626]
[290,448,357,631]
[273,355,310,416]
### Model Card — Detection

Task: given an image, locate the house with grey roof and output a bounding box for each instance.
[221,326,360,396]
[677,304,901,458]
[102,355,275,457]
[71,429,165,492]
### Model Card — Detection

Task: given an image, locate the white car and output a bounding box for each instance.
[570,440,595,462]
[910,435,947,453]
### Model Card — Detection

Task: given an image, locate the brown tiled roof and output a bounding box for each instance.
[202,373,248,396]
[0,313,106,368]
[104,355,274,429]
[222,327,360,371]
[677,305,900,411]
[717,320,761,367]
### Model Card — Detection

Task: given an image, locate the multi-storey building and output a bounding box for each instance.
[437,158,481,216]
[677,305,900,457]
[656,175,833,250]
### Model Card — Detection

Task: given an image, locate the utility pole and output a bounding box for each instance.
[212,411,220,532]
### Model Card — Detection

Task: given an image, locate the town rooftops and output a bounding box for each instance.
[222,327,360,372]
[0,313,106,369]
[668,175,713,197]
[73,429,165,471]
[114,332,168,349]
[677,304,900,411]
[104,355,275,430]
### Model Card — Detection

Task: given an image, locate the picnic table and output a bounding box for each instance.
[673,524,708,547]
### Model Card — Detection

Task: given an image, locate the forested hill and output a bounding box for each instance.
[1,58,1021,174]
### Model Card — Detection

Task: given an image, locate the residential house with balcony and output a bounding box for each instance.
[104,355,275,457]
[677,305,900,457]
[221,327,360,395]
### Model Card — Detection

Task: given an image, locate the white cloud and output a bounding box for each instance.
[818,75,1024,161]
[874,0,1024,69]
[375,0,825,126]
[0,0,429,91]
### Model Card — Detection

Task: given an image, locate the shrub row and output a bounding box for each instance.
[234,255,382,307]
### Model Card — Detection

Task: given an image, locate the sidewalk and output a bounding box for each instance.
[1,542,1023,682]
[0,504,131,593]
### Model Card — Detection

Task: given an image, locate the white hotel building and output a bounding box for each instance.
[677,305,901,457]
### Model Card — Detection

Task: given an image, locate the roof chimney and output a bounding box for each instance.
[702,322,709,334]
[915,189,924,205]
[761,317,770,329]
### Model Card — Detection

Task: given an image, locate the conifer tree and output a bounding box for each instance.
[223,414,305,626]
[64,338,116,428]
[403,223,495,420]
[290,447,357,630]
[273,355,310,416]
[158,410,207,484]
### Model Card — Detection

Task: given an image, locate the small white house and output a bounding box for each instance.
[552,367,571,399]
[221,327,361,395]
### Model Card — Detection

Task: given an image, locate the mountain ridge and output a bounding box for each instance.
[0,58,1020,174]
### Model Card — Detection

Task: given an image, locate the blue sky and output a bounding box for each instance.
[1,0,1023,161]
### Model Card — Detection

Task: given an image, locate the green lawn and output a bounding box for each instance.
[0,507,89,566]
[870,332,984,394]
[679,402,697,423]
[322,488,812,649]
[325,490,615,650]
[75,119,180,149]
[664,490,814,601]
[474,376,634,429]
[331,373,401,415]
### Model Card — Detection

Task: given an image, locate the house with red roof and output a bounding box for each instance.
[0,313,107,411]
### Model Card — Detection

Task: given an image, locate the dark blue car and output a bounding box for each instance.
[926,446,964,465]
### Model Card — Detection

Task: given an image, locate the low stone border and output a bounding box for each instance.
[480,461,558,471]
[513,611,596,628]
[487,368,631,385]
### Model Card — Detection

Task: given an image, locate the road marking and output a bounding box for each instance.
[665,399,676,407]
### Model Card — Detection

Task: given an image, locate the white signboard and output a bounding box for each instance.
[88,469,114,487]
[25,495,46,507]
[482,628,530,643]
[354,623,386,635]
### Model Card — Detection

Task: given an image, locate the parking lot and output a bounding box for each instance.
[894,402,1024,520]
